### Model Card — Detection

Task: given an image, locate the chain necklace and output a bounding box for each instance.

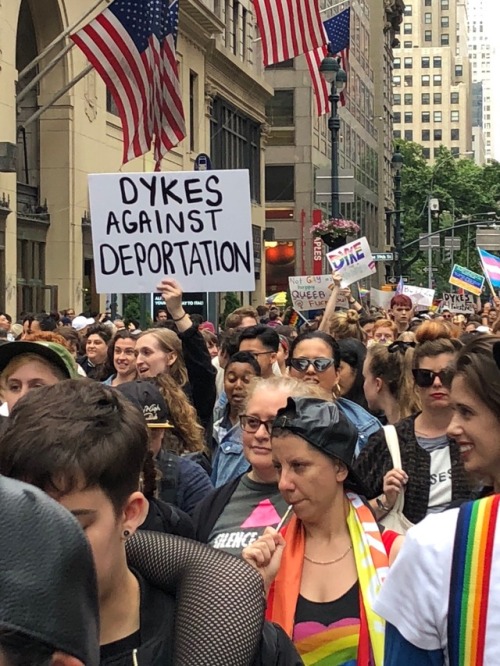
[303,544,353,566]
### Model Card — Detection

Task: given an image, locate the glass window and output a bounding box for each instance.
[434,92,442,104]
[404,23,412,34]
[425,30,432,42]
[451,147,460,157]
[394,112,401,123]
[264,166,294,201]
[393,75,401,85]
[394,129,402,140]
[441,16,449,27]
[433,56,442,67]
[422,75,430,86]
[434,129,442,140]
[393,94,401,105]
[450,92,459,104]
[422,129,430,141]
[421,93,430,104]
[404,93,413,104]
[422,111,430,122]
[265,90,294,127]
[422,57,430,68]
[451,110,459,121]
[394,58,401,69]
[451,129,460,140]
[404,57,413,68]
[422,147,431,159]
[404,41,413,48]
[404,112,413,123]
[404,4,412,15]
[441,0,449,7]
[433,75,442,86]
[434,111,442,122]
[404,75,413,86]
[425,13,432,23]
[404,130,413,141]
[425,0,432,5]
[441,34,449,45]
[455,65,463,76]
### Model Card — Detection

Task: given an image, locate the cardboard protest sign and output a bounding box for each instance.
[326,237,376,287]
[370,288,393,310]
[449,264,484,296]
[442,292,475,314]
[88,170,255,294]
[288,275,348,311]
[402,285,435,309]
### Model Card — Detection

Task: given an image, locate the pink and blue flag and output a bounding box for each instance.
[478,247,500,288]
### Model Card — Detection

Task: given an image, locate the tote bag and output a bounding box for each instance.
[379,425,414,534]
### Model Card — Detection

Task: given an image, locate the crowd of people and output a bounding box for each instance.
[0,274,499,665]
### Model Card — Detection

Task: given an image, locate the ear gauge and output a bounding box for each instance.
[122,529,131,540]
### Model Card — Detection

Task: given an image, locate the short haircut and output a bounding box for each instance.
[289,330,341,370]
[238,324,279,352]
[225,351,261,376]
[219,329,241,357]
[22,313,58,332]
[373,319,398,337]
[190,313,204,327]
[0,380,148,514]
[224,307,259,330]
[86,323,113,344]
[390,294,413,309]
[0,313,12,323]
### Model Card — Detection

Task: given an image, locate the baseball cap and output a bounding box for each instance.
[72,315,95,332]
[0,476,99,664]
[117,380,174,428]
[0,341,79,379]
[272,397,366,494]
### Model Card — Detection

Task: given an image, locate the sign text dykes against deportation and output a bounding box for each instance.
[89,170,255,293]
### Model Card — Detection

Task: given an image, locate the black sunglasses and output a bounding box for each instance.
[412,368,454,388]
[289,357,336,373]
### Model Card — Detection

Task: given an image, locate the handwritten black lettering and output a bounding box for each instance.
[184,178,204,204]
[119,177,138,204]
[206,174,223,207]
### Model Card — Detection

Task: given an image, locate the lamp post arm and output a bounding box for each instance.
[402,219,498,252]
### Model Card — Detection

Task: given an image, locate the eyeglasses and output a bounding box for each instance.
[412,368,454,388]
[239,415,274,434]
[289,357,336,373]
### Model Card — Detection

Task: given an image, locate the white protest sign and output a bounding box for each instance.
[288,275,348,311]
[442,292,475,314]
[370,288,393,310]
[402,285,435,309]
[88,170,255,294]
[326,237,376,287]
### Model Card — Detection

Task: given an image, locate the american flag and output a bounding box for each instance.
[72,0,186,169]
[306,8,350,116]
[254,0,326,67]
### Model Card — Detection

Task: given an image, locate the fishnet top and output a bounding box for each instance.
[126,531,266,665]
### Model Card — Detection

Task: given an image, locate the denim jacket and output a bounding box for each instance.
[337,397,382,457]
[211,408,249,488]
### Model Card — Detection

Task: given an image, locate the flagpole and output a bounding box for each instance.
[17,43,75,105]
[18,0,107,80]
[477,247,498,299]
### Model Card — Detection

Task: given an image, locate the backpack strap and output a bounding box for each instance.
[448,495,500,666]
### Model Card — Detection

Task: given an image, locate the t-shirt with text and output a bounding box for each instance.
[416,433,452,514]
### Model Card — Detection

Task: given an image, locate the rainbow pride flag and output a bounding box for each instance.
[294,619,359,666]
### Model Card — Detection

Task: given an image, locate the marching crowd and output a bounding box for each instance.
[0,275,499,665]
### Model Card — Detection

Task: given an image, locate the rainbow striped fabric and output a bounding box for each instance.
[448,495,500,666]
[294,617,359,665]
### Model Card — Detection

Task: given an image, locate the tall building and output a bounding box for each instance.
[0,0,272,317]
[393,0,472,162]
[263,0,404,291]
[467,0,495,162]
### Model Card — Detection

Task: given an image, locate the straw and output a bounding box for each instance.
[276,505,293,532]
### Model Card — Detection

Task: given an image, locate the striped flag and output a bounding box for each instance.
[478,247,500,288]
[306,8,350,116]
[395,276,405,295]
[254,0,326,66]
[72,0,186,169]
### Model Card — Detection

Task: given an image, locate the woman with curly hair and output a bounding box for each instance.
[324,309,365,342]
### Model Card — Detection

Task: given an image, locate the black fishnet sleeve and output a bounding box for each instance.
[126,531,265,665]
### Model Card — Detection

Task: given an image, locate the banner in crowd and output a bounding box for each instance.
[370,288,393,310]
[442,292,475,314]
[288,275,349,311]
[326,237,376,287]
[88,170,255,293]
[402,285,435,309]
[449,264,484,296]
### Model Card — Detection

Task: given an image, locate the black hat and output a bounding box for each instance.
[117,380,173,428]
[272,397,366,494]
[0,476,99,664]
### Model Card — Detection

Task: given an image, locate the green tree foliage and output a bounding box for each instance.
[397,141,500,293]
[123,294,141,323]
[221,292,241,325]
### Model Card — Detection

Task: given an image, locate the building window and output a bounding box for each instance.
[422,111,430,122]
[422,129,430,141]
[189,71,198,153]
[421,93,430,104]
[424,13,432,23]
[211,97,261,203]
[451,147,460,157]
[266,58,294,70]
[393,75,401,86]
[455,65,463,76]
[404,130,413,140]
[433,56,442,67]
[404,93,413,104]
[422,57,430,68]
[394,129,402,139]
[434,111,442,122]
[441,0,449,7]
[433,92,442,104]
[106,88,119,116]
[404,4,412,15]
[394,58,401,69]
[404,23,412,34]
[404,112,413,123]
[441,34,449,45]
[451,110,459,121]
[434,129,442,141]
[394,112,401,123]
[451,129,460,140]
[422,75,430,86]
[424,30,432,42]
[404,41,413,48]
[433,74,442,86]
[450,91,459,103]
[404,75,413,86]
[404,57,413,68]
[441,16,449,28]
[422,147,430,159]
[264,165,294,202]
[393,94,401,105]
[425,0,432,5]
[265,90,294,126]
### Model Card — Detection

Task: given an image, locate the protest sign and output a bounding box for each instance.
[370,288,393,310]
[402,285,435,309]
[442,292,475,314]
[326,237,376,287]
[88,170,255,294]
[449,264,484,296]
[288,275,348,311]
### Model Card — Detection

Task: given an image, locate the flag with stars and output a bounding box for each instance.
[305,8,350,116]
[72,0,186,169]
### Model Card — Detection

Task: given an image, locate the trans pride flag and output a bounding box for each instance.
[478,248,500,289]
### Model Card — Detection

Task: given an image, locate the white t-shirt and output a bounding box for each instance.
[416,433,452,514]
[374,507,500,664]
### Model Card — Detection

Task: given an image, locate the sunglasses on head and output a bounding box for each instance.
[289,357,336,373]
[412,368,454,388]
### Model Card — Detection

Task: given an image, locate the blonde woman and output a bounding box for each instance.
[324,309,365,342]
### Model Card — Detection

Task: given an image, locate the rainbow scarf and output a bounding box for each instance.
[448,495,500,666]
[266,493,388,666]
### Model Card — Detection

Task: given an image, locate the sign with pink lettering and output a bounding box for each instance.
[326,237,376,287]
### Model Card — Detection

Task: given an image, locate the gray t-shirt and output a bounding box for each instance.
[416,433,452,515]
[208,475,288,557]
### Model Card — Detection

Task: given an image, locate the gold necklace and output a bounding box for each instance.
[303,545,353,565]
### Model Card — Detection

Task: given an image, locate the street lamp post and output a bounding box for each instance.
[320,53,347,249]
[391,149,404,278]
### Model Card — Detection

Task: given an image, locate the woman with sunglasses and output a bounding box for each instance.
[375,335,500,664]
[288,330,382,454]
[354,322,472,524]
[192,377,324,556]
